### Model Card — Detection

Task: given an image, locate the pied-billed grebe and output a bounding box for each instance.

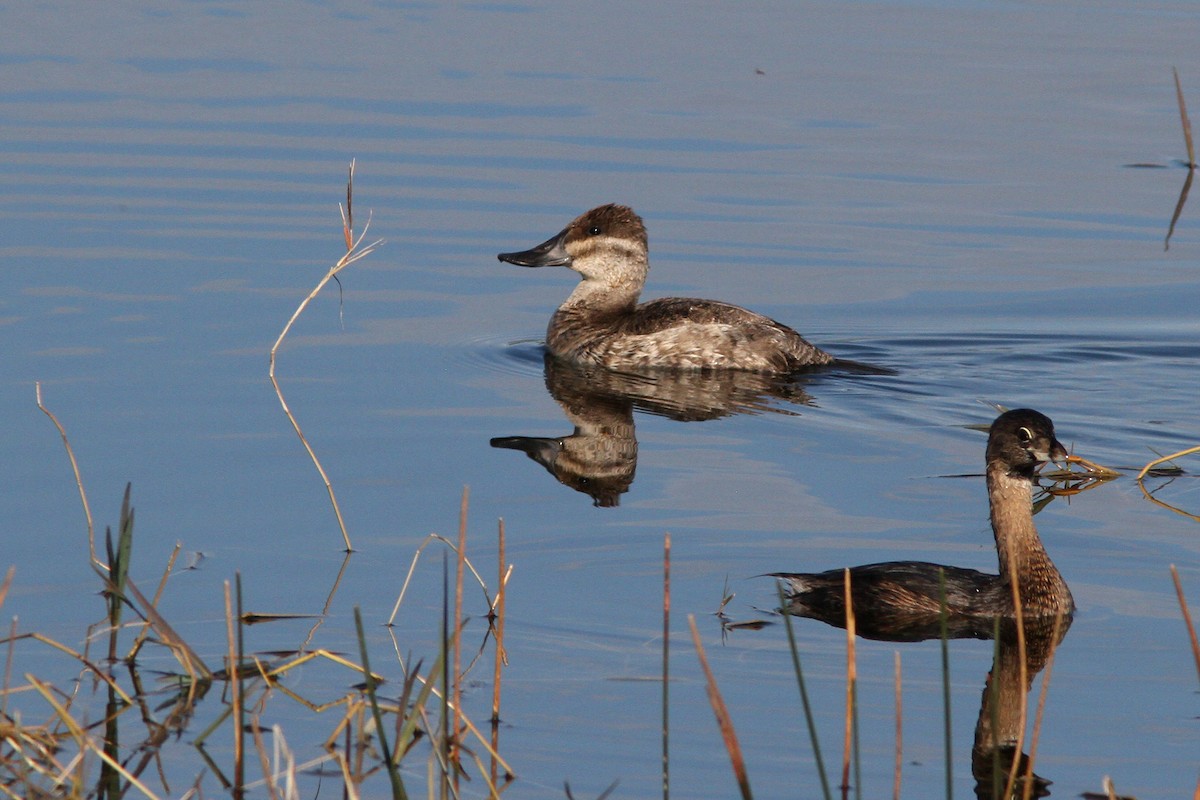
[497,204,834,372]
[772,409,1075,634]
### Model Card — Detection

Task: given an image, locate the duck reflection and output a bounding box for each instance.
[769,410,1095,797]
[970,614,1069,799]
[491,354,816,507]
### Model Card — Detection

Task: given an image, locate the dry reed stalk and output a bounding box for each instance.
[124,578,212,684]
[662,532,671,800]
[224,580,244,799]
[840,569,858,800]
[0,566,12,614]
[387,533,493,629]
[1175,67,1196,168]
[298,551,353,652]
[1169,565,1200,684]
[937,569,953,800]
[1136,477,1200,523]
[892,651,901,800]
[452,485,469,789]
[1136,444,1200,482]
[8,632,134,706]
[352,607,406,800]
[23,673,163,800]
[126,543,182,660]
[1002,547,1030,800]
[2,607,15,720]
[687,614,752,800]
[775,582,831,800]
[1021,612,1066,800]
[1165,166,1194,252]
[248,715,277,800]
[268,159,382,553]
[35,382,99,568]
[490,518,508,793]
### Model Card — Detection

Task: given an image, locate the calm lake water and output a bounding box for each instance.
[3,2,1199,798]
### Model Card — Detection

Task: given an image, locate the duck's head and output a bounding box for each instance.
[986,409,1068,477]
[498,204,649,288]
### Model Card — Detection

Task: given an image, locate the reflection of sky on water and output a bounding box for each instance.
[2,1,1199,797]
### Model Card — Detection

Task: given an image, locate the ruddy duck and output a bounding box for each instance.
[497,204,834,372]
[773,409,1075,631]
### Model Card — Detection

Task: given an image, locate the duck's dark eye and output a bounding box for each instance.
[588,225,602,236]
[1017,426,1034,445]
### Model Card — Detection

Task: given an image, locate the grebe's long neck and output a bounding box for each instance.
[986,464,1072,614]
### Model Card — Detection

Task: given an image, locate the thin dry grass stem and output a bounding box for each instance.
[0,566,12,615]
[3,631,135,706]
[1175,67,1196,168]
[1165,165,1194,251]
[1057,453,1119,478]
[248,716,276,800]
[451,486,469,791]
[662,532,670,800]
[937,569,953,800]
[840,569,858,800]
[490,518,508,794]
[224,580,245,800]
[124,578,212,684]
[387,533,492,628]
[892,651,902,800]
[35,382,100,568]
[1136,478,1200,523]
[24,673,165,800]
[1021,612,1066,800]
[775,582,831,800]
[127,543,182,660]
[1169,566,1200,685]
[268,160,383,553]
[687,614,752,800]
[353,607,406,800]
[299,551,353,652]
[1136,444,1200,482]
[1,591,15,720]
[1001,548,1030,800]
